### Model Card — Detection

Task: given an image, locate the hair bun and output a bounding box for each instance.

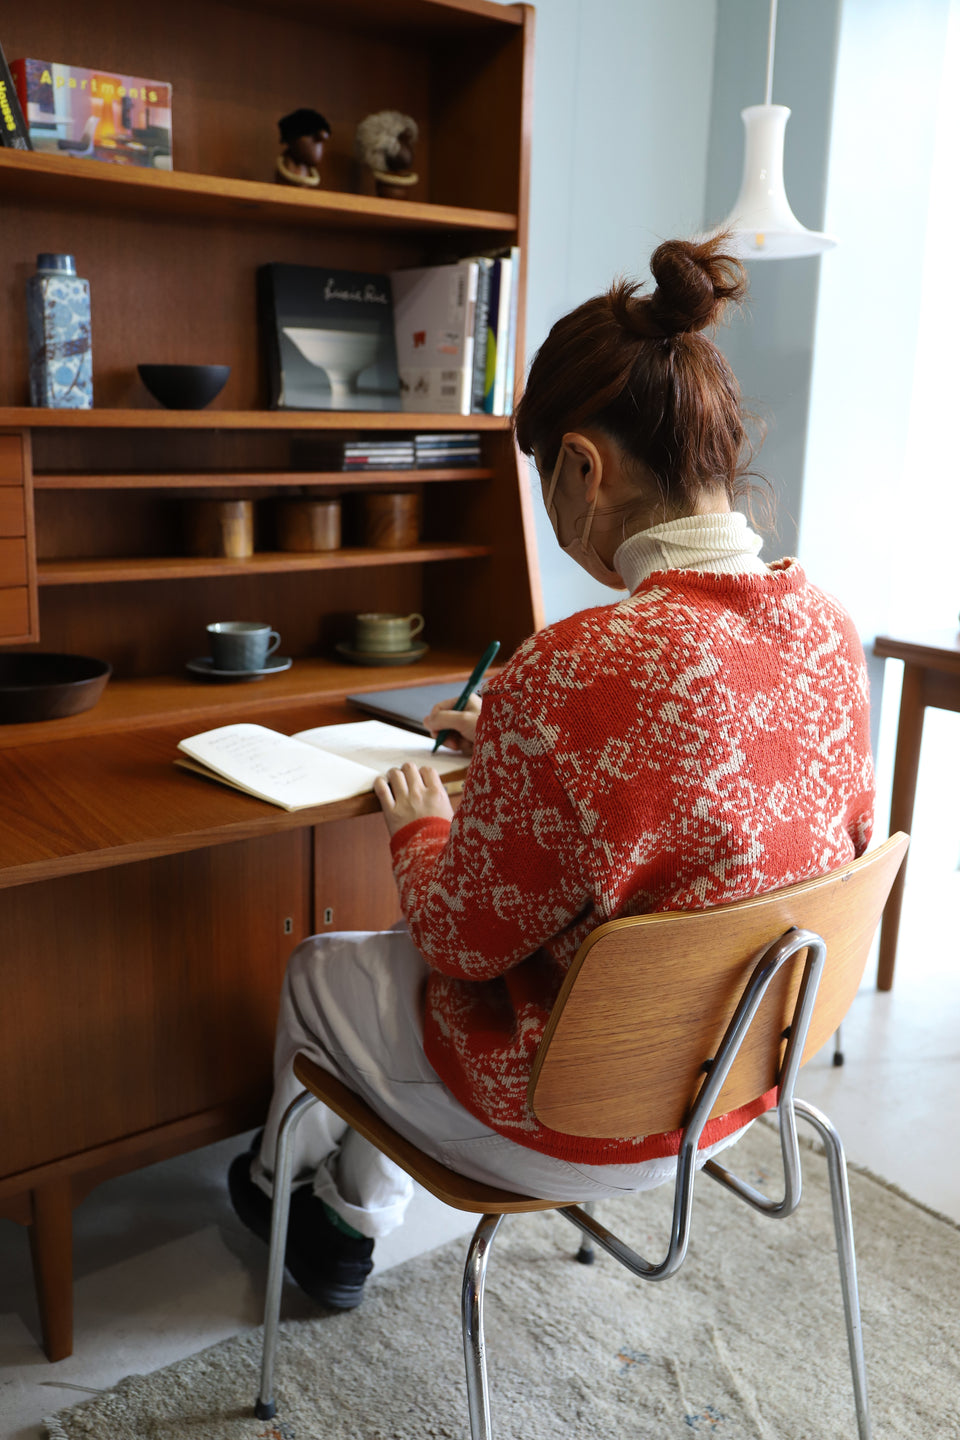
[614,235,747,340]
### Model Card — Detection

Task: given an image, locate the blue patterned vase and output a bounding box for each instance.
[27,253,93,408]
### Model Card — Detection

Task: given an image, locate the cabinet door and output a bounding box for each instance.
[0,431,37,644]
[314,811,402,933]
[0,830,311,1179]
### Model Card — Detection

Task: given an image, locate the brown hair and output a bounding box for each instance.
[514,234,762,517]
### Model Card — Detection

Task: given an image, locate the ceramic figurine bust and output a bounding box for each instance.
[276,108,332,189]
[355,110,419,199]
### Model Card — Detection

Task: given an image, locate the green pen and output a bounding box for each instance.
[431,641,501,753]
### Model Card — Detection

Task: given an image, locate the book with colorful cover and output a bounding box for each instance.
[481,261,502,414]
[10,57,171,168]
[391,261,479,415]
[259,264,402,412]
[0,39,31,149]
[470,258,492,413]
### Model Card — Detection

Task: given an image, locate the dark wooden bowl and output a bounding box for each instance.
[0,653,112,724]
[137,363,231,409]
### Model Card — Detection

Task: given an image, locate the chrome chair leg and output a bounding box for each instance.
[832,1024,845,1067]
[575,1200,596,1264]
[796,1099,872,1440]
[255,1090,319,1421]
[462,1214,504,1440]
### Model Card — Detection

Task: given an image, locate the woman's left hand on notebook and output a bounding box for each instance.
[374,762,455,837]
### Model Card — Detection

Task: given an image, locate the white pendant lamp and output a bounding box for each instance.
[716,0,836,259]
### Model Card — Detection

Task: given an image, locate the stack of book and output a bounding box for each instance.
[414,432,482,468]
[391,248,520,418]
[340,436,415,471]
[303,432,482,472]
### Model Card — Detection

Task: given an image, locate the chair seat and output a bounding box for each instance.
[293,1053,568,1215]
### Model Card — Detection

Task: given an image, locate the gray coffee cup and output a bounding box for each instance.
[207,621,281,671]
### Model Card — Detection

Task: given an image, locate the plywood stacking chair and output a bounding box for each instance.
[254,833,909,1440]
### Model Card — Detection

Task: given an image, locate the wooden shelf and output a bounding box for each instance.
[37,542,492,586]
[0,651,489,751]
[238,0,525,35]
[0,408,511,431]
[0,149,518,234]
[34,468,494,491]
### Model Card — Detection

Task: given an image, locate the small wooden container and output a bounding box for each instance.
[184,499,254,559]
[277,498,341,552]
[362,491,421,549]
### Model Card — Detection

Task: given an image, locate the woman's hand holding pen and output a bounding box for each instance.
[374,762,455,838]
[424,692,482,755]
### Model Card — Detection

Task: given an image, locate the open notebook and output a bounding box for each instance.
[176,719,466,812]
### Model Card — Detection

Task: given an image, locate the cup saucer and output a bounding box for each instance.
[334,640,429,667]
[185,655,293,682]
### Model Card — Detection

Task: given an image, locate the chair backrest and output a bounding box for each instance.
[529,834,909,1138]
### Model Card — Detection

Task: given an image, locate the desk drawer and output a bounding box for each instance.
[0,433,24,485]
[0,537,28,587]
[0,431,37,644]
[0,487,25,536]
[0,587,29,638]
[0,831,312,1178]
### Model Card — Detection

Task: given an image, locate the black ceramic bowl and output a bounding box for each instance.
[0,653,112,724]
[138,363,231,410]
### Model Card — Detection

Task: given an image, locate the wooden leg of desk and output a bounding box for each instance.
[877,665,924,992]
[28,1178,74,1362]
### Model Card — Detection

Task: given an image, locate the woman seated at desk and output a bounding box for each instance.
[229,233,875,1309]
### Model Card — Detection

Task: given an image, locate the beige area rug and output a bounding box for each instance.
[45,1121,958,1440]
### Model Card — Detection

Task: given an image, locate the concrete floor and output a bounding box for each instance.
[2,705,957,1440]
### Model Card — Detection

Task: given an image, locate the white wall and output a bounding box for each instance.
[519,0,719,623]
[703,0,841,560]
[519,0,958,696]
[800,0,955,762]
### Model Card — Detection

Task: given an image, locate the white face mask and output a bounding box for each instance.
[543,447,624,589]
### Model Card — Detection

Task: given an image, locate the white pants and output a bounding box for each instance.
[252,929,749,1239]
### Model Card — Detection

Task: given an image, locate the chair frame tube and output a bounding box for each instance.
[256,1089,319,1422]
[794,1097,871,1439]
[559,927,823,1277]
[554,926,871,1440]
[462,1214,503,1440]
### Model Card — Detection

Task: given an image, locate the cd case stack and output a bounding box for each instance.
[414,432,482,468]
[341,436,415,471]
[303,432,483,472]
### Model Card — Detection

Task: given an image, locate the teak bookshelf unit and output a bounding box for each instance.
[0,0,540,1362]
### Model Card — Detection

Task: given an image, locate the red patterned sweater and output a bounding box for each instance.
[389,561,875,1162]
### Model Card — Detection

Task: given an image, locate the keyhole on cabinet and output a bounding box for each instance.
[323,907,334,926]
[283,917,293,935]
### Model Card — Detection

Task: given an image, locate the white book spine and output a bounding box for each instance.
[493,257,513,416]
[458,262,479,416]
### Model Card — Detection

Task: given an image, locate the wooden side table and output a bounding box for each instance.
[873,631,960,989]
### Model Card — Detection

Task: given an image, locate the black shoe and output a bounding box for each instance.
[228,1138,374,1310]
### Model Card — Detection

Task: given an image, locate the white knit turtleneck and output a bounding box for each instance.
[613,512,767,594]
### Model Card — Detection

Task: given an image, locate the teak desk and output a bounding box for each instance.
[873,630,960,990]
[0,698,465,1363]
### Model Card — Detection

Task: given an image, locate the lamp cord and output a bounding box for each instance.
[764,0,778,104]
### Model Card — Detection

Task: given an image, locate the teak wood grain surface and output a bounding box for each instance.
[0,0,536,1365]
[0,705,467,888]
[530,836,910,1138]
